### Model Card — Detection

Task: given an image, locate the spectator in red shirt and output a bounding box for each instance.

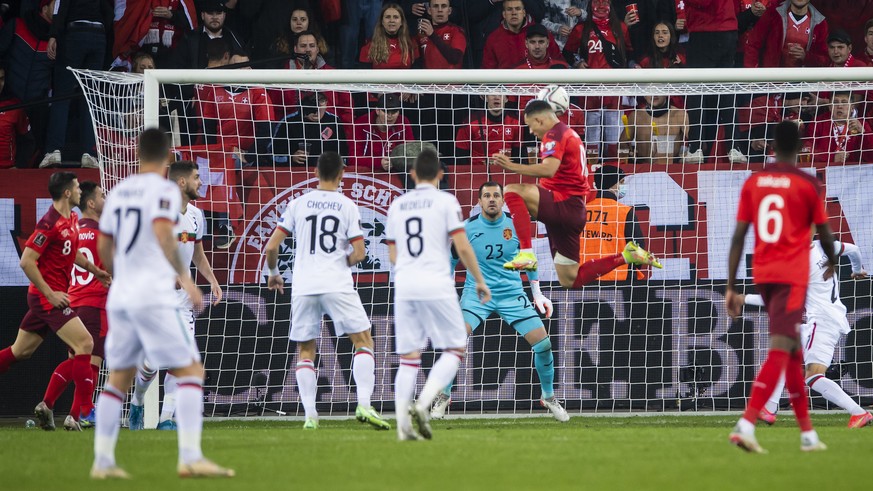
[455,94,524,166]
[360,3,419,69]
[639,21,686,68]
[515,23,569,69]
[807,90,873,165]
[826,29,866,67]
[855,18,873,66]
[416,0,466,69]
[743,0,828,68]
[0,66,30,169]
[482,0,563,69]
[735,92,805,163]
[352,93,415,170]
[735,1,770,67]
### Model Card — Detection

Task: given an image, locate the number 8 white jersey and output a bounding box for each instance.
[278,189,364,296]
[386,183,465,301]
[100,173,182,309]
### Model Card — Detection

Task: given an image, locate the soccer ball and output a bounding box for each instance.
[537,85,570,116]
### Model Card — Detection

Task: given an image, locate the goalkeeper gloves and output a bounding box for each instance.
[530,280,553,318]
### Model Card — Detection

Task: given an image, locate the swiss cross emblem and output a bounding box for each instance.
[60,229,71,238]
[242,97,249,104]
[503,228,513,240]
[505,128,512,135]
[443,33,450,41]
[677,0,685,10]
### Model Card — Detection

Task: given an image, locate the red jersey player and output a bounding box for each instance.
[492,99,660,288]
[40,181,108,430]
[0,172,110,431]
[726,121,836,453]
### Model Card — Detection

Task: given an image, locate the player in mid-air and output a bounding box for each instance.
[265,151,390,431]
[431,181,568,422]
[128,160,223,431]
[387,148,491,440]
[740,239,872,428]
[0,172,110,431]
[491,100,661,288]
[92,128,233,479]
[725,121,835,453]
[39,181,109,431]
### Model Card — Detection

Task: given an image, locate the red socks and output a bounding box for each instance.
[572,254,625,288]
[70,354,95,417]
[504,192,532,250]
[742,349,790,424]
[785,349,813,432]
[43,358,76,409]
[0,347,17,374]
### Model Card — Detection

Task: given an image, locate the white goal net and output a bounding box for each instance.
[73,67,873,420]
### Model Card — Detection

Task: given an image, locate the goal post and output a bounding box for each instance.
[74,67,873,423]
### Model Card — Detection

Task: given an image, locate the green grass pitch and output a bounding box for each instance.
[1,414,869,491]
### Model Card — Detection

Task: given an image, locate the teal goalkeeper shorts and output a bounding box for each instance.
[460,290,543,336]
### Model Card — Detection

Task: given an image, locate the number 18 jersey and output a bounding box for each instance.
[100,173,181,309]
[386,184,465,301]
[277,189,364,297]
[736,163,827,286]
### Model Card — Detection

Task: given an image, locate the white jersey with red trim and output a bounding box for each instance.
[176,203,205,271]
[805,240,860,334]
[386,184,465,300]
[278,189,364,297]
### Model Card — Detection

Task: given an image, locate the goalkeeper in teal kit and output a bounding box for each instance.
[432,181,569,422]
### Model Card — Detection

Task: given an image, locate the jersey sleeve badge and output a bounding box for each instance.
[33,233,47,247]
[503,228,513,240]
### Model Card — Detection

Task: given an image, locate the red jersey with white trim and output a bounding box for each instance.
[736,163,827,286]
[456,112,523,165]
[417,22,466,69]
[25,206,79,310]
[196,84,275,150]
[781,13,811,68]
[69,218,107,309]
[359,36,419,69]
[539,122,590,200]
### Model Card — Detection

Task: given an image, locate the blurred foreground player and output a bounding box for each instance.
[725,121,835,453]
[0,172,109,431]
[92,129,233,479]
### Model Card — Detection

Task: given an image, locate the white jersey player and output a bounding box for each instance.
[386,148,491,441]
[92,128,232,479]
[129,161,224,431]
[742,239,872,428]
[265,151,390,431]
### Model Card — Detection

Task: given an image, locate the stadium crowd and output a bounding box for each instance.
[0,0,872,171]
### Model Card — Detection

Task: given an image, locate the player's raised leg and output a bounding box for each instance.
[806,364,872,428]
[502,183,540,271]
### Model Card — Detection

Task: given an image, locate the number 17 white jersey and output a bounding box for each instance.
[99,172,182,309]
[278,189,364,297]
[386,183,465,301]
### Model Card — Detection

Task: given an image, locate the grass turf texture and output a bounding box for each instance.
[1,414,869,491]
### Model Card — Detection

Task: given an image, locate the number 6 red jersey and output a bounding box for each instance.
[736,163,828,286]
[24,207,79,310]
[69,218,108,309]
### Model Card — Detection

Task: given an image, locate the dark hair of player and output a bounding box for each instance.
[206,37,231,63]
[413,148,441,180]
[524,99,555,117]
[48,172,78,201]
[478,181,503,197]
[317,151,344,181]
[169,160,198,182]
[771,120,802,156]
[138,128,171,164]
[79,181,99,208]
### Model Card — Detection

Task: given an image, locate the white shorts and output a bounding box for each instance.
[105,307,201,370]
[175,289,196,332]
[801,320,845,367]
[291,292,370,342]
[394,298,467,355]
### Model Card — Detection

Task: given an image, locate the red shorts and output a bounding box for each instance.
[18,293,79,336]
[75,306,107,359]
[758,283,807,339]
[537,186,587,261]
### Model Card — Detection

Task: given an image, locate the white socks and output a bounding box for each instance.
[415,352,463,412]
[296,360,318,419]
[394,358,421,432]
[764,374,786,414]
[175,376,204,465]
[160,373,178,422]
[130,364,157,407]
[807,374,866,416]
[94,385,125,469]
[352,348,375,408]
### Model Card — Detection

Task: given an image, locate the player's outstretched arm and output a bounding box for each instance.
[838,242,868,278]
[452,232,491,304]
[816,222,838,280]
[347,238,366,266]
[19,247,68,308]
[491,153,560,178]
[725,221,750,319]
[264,227,288,294]
[155,219,202,310]
[74,250,111,287]
[193,242,222,305]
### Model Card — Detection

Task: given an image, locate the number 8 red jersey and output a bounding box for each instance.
[24,207,79,310]
[736,163,828,286]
